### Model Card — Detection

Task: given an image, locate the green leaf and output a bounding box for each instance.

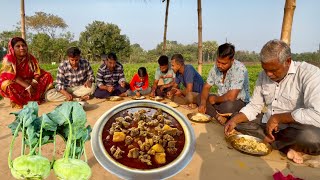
[71,102,87,139]
[23,102,39,116]
[41,136,50,145]
[73,127,87,140]
[41,113,58,131]
[8,102,39,135]
[26,125,38,148]
[8,120,20,135]
[82,126,92,142]
[47,102,73,126]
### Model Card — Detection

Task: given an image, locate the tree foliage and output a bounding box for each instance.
[26,12,68,38]
[128,44,147,63]
[202,41,218,62]
[234,51,260,62]
[27,32,77,63]
[28,33,51,63]
[1,11,319,66]
[79,21,131,62]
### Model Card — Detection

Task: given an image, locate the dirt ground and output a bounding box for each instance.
[1,97,319,180]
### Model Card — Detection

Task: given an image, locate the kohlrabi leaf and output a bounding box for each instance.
[47,102,73,126]
[41,113,58,131]
[26,125,39,149]
[71,103,87,138]
[8,120,20,135]
[41,135,50,145]
[23,101,39,117]
[82,126,92,142]
[73,126,87,140]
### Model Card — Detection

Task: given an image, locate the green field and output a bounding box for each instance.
[44,62,262,95]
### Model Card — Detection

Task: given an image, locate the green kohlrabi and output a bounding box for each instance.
[48,102,92,180]
[8,102,53,180]
[8,101,92,180]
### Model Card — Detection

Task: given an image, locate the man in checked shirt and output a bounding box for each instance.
[225,40,320,164]
[45,47,95,101]
[93,52,129,98]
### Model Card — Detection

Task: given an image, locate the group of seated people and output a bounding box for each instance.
[1,37,319,165]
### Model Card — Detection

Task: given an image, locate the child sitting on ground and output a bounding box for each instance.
[127,67,151,97]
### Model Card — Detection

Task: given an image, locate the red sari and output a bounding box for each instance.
[0,38,53,108]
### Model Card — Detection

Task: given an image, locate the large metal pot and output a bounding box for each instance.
[91,100,196,179]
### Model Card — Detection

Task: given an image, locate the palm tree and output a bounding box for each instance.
[197,0,203,75]
[20,0,26,39]
[280,0,296,46]
[162,0,170,55]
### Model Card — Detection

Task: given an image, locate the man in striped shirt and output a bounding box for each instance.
[45,47,95,101]
[94,52,129,98]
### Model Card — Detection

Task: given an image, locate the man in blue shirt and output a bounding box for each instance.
[197,43,250,125]
[167,54,204,108]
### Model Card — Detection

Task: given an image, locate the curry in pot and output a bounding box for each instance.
[102,107,185,169]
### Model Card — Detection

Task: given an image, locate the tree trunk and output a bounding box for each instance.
[162,0,170,55]
[197,0,203,75]
[212,51,214,62]
[280,0,296,46]
[20,0,26,40]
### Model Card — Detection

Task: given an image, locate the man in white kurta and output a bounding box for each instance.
[225,39,320,164]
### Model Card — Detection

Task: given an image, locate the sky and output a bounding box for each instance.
[0,0,319,53]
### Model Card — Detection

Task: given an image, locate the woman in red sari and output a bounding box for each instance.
[0,37,53,108]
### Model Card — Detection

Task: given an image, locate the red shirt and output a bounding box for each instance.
[129,73,149,91]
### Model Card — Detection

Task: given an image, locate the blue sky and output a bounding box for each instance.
[0,0,319,53]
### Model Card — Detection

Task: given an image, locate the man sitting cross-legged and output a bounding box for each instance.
[94,52,129,98]
[150,55,175,98]
[167,53,204,109]
[45,47,95,102]
[225,39,320,164]
[197,43,250,124]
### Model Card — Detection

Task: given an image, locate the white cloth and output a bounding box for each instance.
[240,61,320,128]
[45,83,96,102]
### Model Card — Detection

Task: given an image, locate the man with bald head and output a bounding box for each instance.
[225,39,320,164]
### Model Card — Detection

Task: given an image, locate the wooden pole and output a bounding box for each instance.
[197,0,203,75]
[20,0,26,40]
[162,0,170,55]
[280,0,296,46]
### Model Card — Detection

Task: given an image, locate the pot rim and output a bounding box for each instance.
[91,100,196,179]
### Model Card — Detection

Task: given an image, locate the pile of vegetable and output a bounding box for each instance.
[8,102,92,180]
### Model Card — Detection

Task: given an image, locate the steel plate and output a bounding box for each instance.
[107,96,124,101]
[131,96,146,100]
[227,134,272,156]
[187,113,212,123]
[149,96,164,101]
